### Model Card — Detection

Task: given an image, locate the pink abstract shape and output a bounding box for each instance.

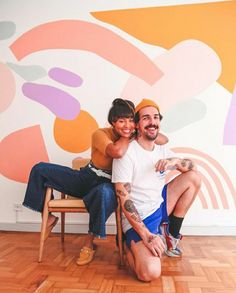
[121,40,221,112]
[0,125,49,183]
[22,82,80,120]
[10,20,163,85]
[173,147,236,209]
[48,67,83,87]
[0,62,16,112]
[223,85,236,145]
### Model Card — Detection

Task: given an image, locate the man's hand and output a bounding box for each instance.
[155,157,196,173]
[155,158,177,173]
[143,233,165,257]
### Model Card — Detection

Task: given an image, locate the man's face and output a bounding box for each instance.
[136,106,161,141]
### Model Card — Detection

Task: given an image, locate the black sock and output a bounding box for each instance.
[169,214,184,238]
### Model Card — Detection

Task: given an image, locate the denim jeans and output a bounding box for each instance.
[23,162,117,238]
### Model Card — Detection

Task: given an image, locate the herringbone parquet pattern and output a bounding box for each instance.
[0,232,235,292]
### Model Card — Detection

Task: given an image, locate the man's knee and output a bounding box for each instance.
[188,170,201,190]
[136,264,161,282]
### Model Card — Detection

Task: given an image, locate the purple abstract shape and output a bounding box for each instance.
[22,82,80,120]
[223,85,236,145]
[48,67,83,87]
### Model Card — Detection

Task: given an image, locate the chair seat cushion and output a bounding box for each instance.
[48,199,86,208]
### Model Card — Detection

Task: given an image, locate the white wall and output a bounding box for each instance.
[0,0,235,235]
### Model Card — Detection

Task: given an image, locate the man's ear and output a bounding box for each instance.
[135,124,140,136]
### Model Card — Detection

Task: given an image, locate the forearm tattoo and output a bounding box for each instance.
[116,189,126,197]
[116,183,131,198]
[181,159,194,170]
[124,183,131,193]
[124,199,142,223]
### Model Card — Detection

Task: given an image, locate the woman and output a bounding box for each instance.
[23,98,168,265]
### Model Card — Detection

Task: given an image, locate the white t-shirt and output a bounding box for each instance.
[112,140,177,232]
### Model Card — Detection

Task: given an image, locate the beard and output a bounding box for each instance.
[143,125,159,141]
[144,132,158,141]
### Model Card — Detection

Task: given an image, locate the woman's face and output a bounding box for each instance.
[112,117,135,138]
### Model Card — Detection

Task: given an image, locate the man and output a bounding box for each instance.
[112,99,201,282]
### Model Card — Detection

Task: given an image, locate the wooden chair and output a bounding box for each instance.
[38,158,124,265]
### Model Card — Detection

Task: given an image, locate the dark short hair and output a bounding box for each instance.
[108,98,135,125]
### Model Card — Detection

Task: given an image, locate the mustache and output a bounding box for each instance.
[145,124,159,130]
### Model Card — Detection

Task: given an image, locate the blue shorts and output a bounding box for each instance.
[125,184,169,248]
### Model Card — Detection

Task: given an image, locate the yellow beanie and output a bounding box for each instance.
[135,98,160,113]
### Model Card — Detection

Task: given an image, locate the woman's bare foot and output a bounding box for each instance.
[44,214,59,240]
[47,214,57,227]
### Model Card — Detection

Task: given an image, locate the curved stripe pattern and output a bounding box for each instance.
[170,147,236,209]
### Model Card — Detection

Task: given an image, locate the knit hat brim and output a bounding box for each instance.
[135,99,160,113]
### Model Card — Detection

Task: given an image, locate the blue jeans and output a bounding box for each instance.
[23,162,117,238]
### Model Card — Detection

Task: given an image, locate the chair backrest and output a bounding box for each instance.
[72,158,90,170]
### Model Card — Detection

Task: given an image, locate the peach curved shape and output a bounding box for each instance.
[54,110,98,153]
[172,147,236,208]
[0,125,49,183]
[92,1,236,92]
[0,62,16,112]
[121,40,221,112]
[10,20,163,85]
[165,170,208,209]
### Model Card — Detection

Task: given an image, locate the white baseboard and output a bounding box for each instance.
[0,221,236,236]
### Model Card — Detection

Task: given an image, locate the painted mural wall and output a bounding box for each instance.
[0,0,235,233]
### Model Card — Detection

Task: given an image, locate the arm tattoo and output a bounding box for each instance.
[187,160,194,170]
[124,199,142,223]
[116,189,126,197]
[181,159,187,168]
[124,199,136,213]
[124,183,131,193]
[148,235,157,243]
[116,183,131,198]
[181,159,194,170]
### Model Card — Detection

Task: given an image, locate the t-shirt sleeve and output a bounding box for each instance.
[92,129,113,156]
[112,152,133,183]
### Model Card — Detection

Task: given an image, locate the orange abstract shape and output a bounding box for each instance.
[92,1,236,92]
[172,147,236,209]
[10,20,163,85]
[54,110,98,153]
[0,62,16,112]
[0,125,49,183]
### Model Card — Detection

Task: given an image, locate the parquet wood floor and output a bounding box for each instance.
[0,232,235,292]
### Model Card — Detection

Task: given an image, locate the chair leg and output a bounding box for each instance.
[60,193,66,243]
[38,187,52,262]
[115,200,124,266]
[61,212,65,243]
